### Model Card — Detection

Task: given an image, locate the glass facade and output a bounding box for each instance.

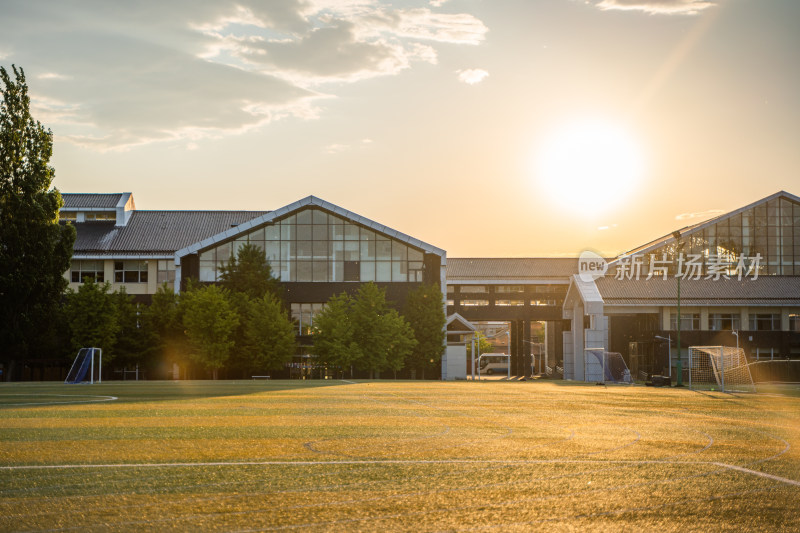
[642,197,800,275]
[198,207,425,283]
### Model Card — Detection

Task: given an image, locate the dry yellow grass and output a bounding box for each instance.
[1,380,799,531]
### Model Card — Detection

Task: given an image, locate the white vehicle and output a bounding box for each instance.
[479,354,509,375]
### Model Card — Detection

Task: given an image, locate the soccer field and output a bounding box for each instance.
[1,380,799,532]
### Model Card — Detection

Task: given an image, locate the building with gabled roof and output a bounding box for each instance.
[61,189,800,381]
[563,190,800,382]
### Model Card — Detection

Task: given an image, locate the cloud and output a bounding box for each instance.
[675,209,725,221]
[37,72,72,80]
[594,0,718,15]
[0,0,487,150]
[457,68,489,85]
[201,6,487,84]
[323,138,374,154]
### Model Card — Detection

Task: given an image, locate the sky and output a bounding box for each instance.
[3,0,799,258]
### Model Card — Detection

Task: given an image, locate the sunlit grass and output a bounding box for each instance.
[1,380,799,531]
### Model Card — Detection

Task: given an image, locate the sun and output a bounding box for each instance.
[535,120,645,215]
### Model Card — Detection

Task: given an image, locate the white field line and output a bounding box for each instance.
[2,458,799,487]
[0,394,118,406]
[711,462,800,487]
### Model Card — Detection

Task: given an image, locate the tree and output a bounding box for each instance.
[181,285,239,379]
[112,287,155,373]
[322,283,417,379]
[403,283,446,379]
[63,278,120,360]
[142,283,188,379]
[373,310,417,377]
[219,243,282,300]
[467,331,493,359]
[0,65,76,379]
[239,293,296,374]
[313,293,359,376]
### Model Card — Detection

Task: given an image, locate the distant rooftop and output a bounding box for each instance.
[447,258,578,281]
[62,193,125,209]
[595,276,800,306]
[73,210,268,255]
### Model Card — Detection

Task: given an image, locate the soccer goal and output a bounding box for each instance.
[688,346,755,393]
[65,347,102,384]
[584,349,632,383]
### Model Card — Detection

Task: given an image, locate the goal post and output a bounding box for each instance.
[65,347,103,384]
[688,346,755,393]
[584,348,632,383]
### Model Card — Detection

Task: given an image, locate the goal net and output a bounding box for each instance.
[65,348,102,384]
[688,346,755,393]
[585,349,631,383]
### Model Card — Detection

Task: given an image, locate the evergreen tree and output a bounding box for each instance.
[0,65,75,379]
[218,243,282,300]
[181,285,239,379]
[403,283,446,379]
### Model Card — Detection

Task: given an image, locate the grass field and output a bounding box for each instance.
[1,380,799,532]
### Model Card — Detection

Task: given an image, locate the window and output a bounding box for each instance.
[709,313,741,331]
[669,313,700,331]
[157,260,176,287]
[60,212,77,221]
[200,207,426,283]
[790,314,800,332]
[460,300,489,306]
[496,300,524,306]
[460,286,487,293]
[291,303,325,335]
[85,212,116,222]
[531,299,557,306]
[71,260,104,283]
[114,260,148,283]
[496,285,524,293]
[749,314,780,331]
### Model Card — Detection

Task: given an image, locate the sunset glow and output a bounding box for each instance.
[1,0,797,257]
[536,121,645,215]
